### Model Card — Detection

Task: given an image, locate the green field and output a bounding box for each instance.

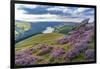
[54,25,75,34]
[15,33,70,51]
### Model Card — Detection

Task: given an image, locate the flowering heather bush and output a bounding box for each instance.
[85,49,94,60]
[15,51,30,60]
[85,24,94,31]
[21,49,33,55]
[70,32,80,38]
[82,30,92,36]
[68,30,78,35]
[15,55,39,65]
[74,42,88,52]
[15,47,43,65]
[64,48,80,60]
[62,23,94,61]
[38,46,52,55]
[80,27,86,32]
[57,37,69,44]
[28,47,37,53]
[37,44,49,49]
[56,33,79,45]
[51,48,65,59]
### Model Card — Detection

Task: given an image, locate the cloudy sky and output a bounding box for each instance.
[15,4,94,23]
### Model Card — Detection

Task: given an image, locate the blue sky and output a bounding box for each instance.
[15,4,94,23]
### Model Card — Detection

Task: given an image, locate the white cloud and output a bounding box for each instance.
[15,4,94,23]
[74,8,91,14]
[47,6,70,13]
[15,4,84,23]
[47,6,66,11]
[42,27,54,33]
[15,3,38,9]
[22,4,38,9]
[15,4,38,15]
[15,13,85,23]
[76,8,86,12]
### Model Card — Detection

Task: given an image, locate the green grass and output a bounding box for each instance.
[72,53,85,62]
[15,33,65,50]
[54,25,75,34]
[88,34,95,49]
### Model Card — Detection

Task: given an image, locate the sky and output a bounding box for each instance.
[15,4,94,23]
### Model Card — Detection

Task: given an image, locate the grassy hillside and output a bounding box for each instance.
[54,25,75,34]
[15,33,72,65]
[15,33,67,51]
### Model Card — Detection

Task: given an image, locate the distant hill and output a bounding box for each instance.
[15,21,31,38]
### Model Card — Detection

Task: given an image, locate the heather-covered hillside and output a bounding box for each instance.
[15,19,95,66]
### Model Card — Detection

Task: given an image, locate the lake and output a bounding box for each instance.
[15,21,78,42]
